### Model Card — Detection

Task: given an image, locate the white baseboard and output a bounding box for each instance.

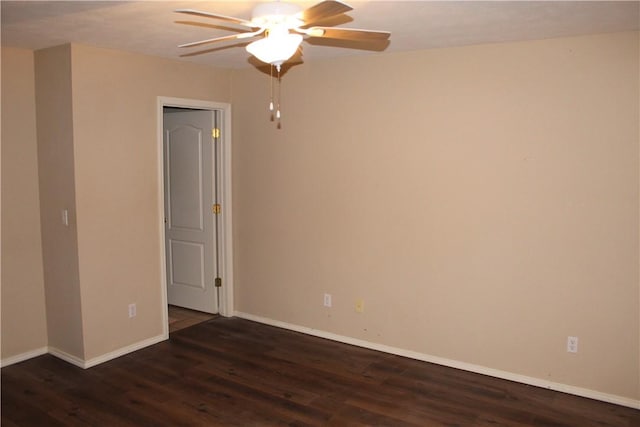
[3,333,169,370]
[1,347,48,368]
[83,333,167,368]
[48,346,86,368]
[234,311,640,410]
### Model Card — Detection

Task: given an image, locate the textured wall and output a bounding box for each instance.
[1,47,48,360]
[34,44,85,359]
[69,44,232,360]
[231,32,639,400]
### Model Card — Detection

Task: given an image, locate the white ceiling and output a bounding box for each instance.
[2,1,639,69]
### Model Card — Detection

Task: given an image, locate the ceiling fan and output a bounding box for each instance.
[175,0,389,129]
[175,0,391,68]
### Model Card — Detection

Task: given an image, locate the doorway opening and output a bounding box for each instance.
[157,97,233,337]
[168,305,217,333]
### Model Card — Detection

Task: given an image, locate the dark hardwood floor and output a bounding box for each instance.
[2,317,639,426]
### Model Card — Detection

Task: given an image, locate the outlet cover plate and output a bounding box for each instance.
[323,294,332,307]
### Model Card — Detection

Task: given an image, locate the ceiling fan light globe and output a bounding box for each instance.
[246,33,302,66]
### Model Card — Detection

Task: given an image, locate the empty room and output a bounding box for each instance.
[1,1,639,425]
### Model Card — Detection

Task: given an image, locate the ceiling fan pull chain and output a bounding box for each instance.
[276,66,282,129]
[269,64,275,121]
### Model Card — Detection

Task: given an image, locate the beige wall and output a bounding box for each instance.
[34,44,86,358]
[2,43,232,362]
[69,44,232,359]
[1,48,48,358]
[232,32,639,400]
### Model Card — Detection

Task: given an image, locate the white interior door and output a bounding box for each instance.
[163,110,218,313]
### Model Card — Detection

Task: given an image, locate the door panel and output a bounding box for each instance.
[167,126,204,231]
[164,110,218,313]
[169,240,205,289]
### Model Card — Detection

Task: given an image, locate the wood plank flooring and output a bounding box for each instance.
[2,317,639,426]
[168,305,217,334]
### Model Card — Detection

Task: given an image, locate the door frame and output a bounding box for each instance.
[156,96,234,338]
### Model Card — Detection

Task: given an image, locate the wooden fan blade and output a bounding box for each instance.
[180,40,255,58]
[179,28,265,48]
[179,34,244,48]
[175,9,256,29]
[309,26,390,41]
[292,44,304,62]
[298,0,353,26]
[175,20,250,33]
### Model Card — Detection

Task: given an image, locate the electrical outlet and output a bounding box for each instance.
[567,336,578,353]
[128,303,137,318]
[323,293,332,307]
[355,299,364,313]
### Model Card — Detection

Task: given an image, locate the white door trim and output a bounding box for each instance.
[156,96,234,338]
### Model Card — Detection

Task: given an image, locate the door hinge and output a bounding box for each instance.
[215,277,222,288]
[211,128,220,139]
[212,204,221,214]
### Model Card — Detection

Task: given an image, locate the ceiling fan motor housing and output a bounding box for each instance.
[251,2,303,28]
